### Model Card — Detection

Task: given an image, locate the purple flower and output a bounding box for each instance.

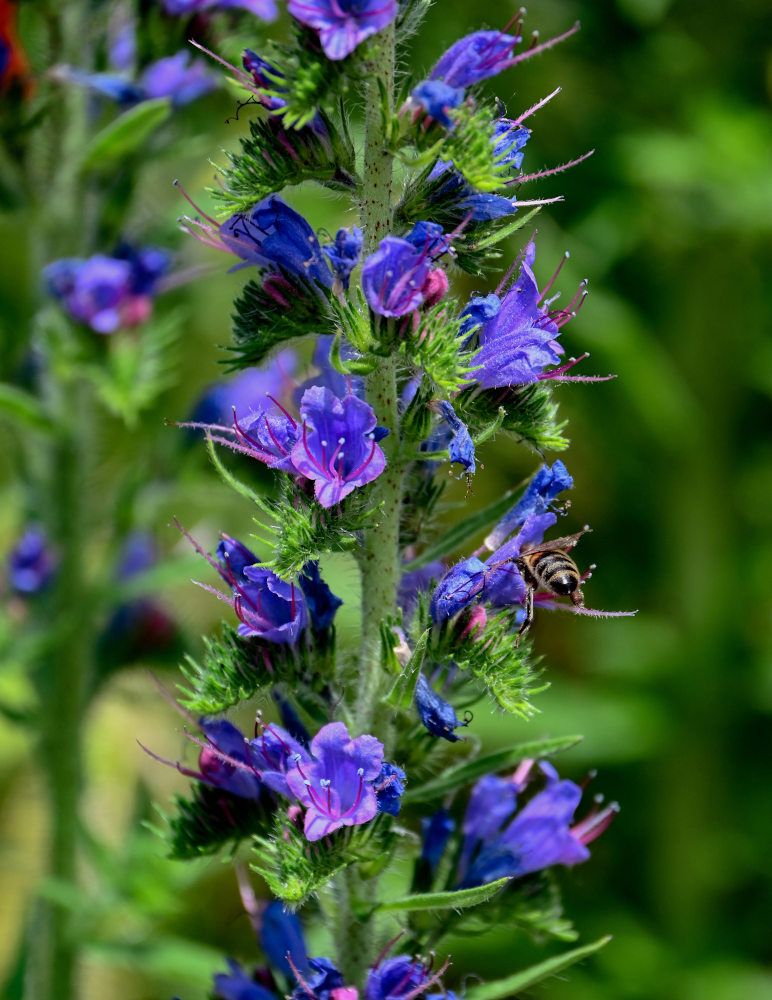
[260,901,309,981]
[43,246,169,334]
[468,241,566,387]
[290,387,386,506]
[285,721,385,841]
[485,461,573,550]
[140,50,217,106]
[294,335,364,401]
[493,119,530,171]
[8,527,56,594]
[430,21,580,88]
[414,673,469,742]
[189,352,298,428]
[426,161,518,222]
[410,80,463,129]
[197,718,265,800]
[429,556,487,622]
[361,229,447,318]
[365,957,439,1000]
[434,400,476,476]
[322,227,363,289]
[398,560,444,620]
[287,0,399,61]
[373,762,406,816]
[216,535,259,584]
[242,50,289,111]
[298,560,343,630]
[164,0,278,19]
[214,959,278,1000]
[420,810,455,876]
[249,724,310,798]
[458,762,617,888]
[291,958,345,1000]
[459,293,500,339]
[191,196,334,286]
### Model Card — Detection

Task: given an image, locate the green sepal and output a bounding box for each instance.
[428,610,544,716]
[454,382,569,454]
[377,877,508,913]
[177,623,273,715]
[400,303,479,394]
[213,110,358,214]
[465,936,611,1000]
[404,483,528,571]
[165,784,269,860]
[402,734,582,803]
[385,628,428,708]
[441,103,514,193]
[230,273,337,370]
[251,813,395,908]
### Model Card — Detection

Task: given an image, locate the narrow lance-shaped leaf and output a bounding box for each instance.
[82,98,172,170]
[386,629,428,709]
[465,936,612,1000]
[377,878,509,913]
[402,735,582,803]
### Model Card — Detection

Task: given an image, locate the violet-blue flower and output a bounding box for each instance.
[429,556,487,623]
[216,534,259,585]
[290,386,386,506]
[426,161,519,222]
[468,241,567,387]
[260,900,309,981]
[298,560,343,630]
[248,724,310,798]
[373,761,406,816]
[8,527,56,594]
[43,246,169,334]
[493,119,531,171]
[287,0,398,61]
[238,565,308,643]
[458,762,617,888]
[284,721,384,841]
[197,718,265,800]
[322,226,363,289]
[214,959,278,1000]
[410,80,463,129]
[414,672,468,742]
[485,460,573,550]
[242,50,288,111]
[164,0,278,19]
[435,400,476,476]
[294,335,364,401]
[459,293,500,339]
[291,958,345,1000]
[140,50,217,106]
[362,232,446,318]
[420,810,455,876]
[189,351,297,428]
[365,956,443,1000]
[397,560,444,620]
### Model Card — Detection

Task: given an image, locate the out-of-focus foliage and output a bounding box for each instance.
[1,0,770,998]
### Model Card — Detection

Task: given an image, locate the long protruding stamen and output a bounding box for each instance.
[571,801,620,843]
[173,179,219,228]
[510,148,595,185]
[538,251,570,303]
[302,422,326,473]
[515,86,562,124]
[341,770,365,817]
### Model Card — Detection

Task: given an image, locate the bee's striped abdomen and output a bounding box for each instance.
[525,550,581,596]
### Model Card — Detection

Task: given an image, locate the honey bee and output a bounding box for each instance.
[515,528,589,643]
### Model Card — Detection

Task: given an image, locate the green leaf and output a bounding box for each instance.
[402,735,582,803]
[404,486,526,571]
[82,98,172,170]
[469,208,542,252]
[0,383,53,433]
[386,628,428,709]
[378,878,508,913]
[465,936,611,1000]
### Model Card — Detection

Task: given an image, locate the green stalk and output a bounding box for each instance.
[335,21,402,987]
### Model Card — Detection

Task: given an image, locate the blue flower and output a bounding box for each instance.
[242,50,289,111]
[60,51,217,108]
[485,461,573,550]
[457,763,616,888]
[7,527,56,594]
[366,957,441,1000]
[298,560,343,630]
[426,161,518,222]
[414,672,469,742]
[260,900,309,981]
[189,351,298,428]
[164,0,278,18]
[373,762,406,816]
[284,722,385,841]
[429,556,487,622]
[215,197,334,286]
[460,293,501,339]
[435,400,476,476]
[216,535,259,584]
[290,387,386,507]
[294,335,364,401]
[248,724,310,799]
[466,241,566,387]
[287,0,399,61]
[420,810,456,876]
[362,234,443,318]
[410,80,463,129]
[43,246,169,334]
[322,227,363,289]
[197,718,265,800]
[291,958,345,1000]
[214,959,278,1000]
[493,119,530,170]
[397,561,445,620]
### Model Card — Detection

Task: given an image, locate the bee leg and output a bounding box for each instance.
[515,585,534,645]
[570,588,584,607]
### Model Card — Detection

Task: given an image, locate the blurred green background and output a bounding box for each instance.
[1,0,772,997]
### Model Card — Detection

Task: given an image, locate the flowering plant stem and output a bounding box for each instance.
[340,23,400,985]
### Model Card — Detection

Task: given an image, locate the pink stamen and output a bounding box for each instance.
[261,413,289,455]
[571,801,619,844]
[340,772,364,818]
[302,422,326,473]
[514,87,562,124]
[372,931,406,969]
[403,959,452,1000]
[510,148,595,185]
[346,438,377,480]
[266,393,298,428]
[173,179,219,228]
[136,740,207,783]
[538,251,570,303]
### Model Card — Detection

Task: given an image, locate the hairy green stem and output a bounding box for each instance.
[336,22,401,988]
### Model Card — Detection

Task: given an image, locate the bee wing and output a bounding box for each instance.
[519,528,589,556]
